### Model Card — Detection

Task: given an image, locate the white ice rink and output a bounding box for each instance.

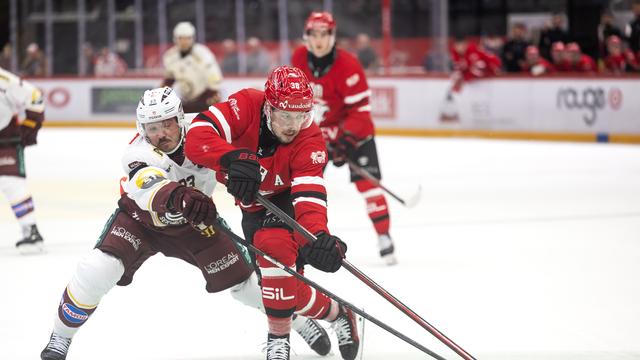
[1,128,640,360]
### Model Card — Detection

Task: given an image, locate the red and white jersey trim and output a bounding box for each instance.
[293,197,327,208]
[344,89,371,105]
[292,176,325,187]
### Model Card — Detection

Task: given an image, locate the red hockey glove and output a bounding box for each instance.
[169,185,217,225]
[220,149,262,205]
[300,232,347,273]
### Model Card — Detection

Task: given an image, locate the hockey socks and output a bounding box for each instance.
[52,250,124,338]
[355,179,390,236]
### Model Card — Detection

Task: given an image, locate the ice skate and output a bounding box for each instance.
[331,305,361,360]
[265,333,291,360]
[15,224,44,254]
[378,233,397,266]
[292,314,331,355]
[40,333,71,360]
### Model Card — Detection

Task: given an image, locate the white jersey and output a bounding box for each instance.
[120,134,216,227]
[162,44,223,102]
[0,67,45,131]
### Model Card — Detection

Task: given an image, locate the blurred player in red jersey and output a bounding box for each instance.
[521,45,554,75]
[291,11,397,265]
[603,35,639,73]
[439,36,502,122]
[566,42,597,72]
[185,66,361,360]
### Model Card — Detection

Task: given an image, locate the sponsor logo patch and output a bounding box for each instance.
[204,252,240,274]
[310,150,327,165]
[110,226,142,250]
[61,303,89,324]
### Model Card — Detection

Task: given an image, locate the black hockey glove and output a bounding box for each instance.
[169,185,217,225]
[336,133,360,158]
[300,232,347,273]
[221,149,262,205]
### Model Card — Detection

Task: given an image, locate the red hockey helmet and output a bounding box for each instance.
[304,11,336,34]
[264,66,313,112]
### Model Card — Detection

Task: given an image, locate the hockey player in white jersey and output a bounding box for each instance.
[40,87,331,360]
[0,66,45,254]
[162,21,224,113]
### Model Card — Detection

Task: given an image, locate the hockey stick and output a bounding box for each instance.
[346,158,421,207]
[207,219,446,360]
[255,193,477,360]
[328,144,421,207]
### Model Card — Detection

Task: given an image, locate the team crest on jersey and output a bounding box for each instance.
[346,73,360,87]
[310,150,327,165]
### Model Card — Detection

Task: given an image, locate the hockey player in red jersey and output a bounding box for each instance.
[291,11,397,265]
[566,42,597,72]
[185,66,361,360]
[39,87,331,360]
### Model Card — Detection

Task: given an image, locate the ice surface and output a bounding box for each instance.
[1,128,640,359]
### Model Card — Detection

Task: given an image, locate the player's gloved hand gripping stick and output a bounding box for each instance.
[255,193,477,360]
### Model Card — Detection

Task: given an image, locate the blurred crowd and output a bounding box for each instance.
[2,4,640,78]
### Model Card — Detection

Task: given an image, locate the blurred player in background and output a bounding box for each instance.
[162,21,223,112]
[521,45,554,75]
[439,36,502,122]
[291,11,397,266]
[0,66,45,254]
[185,66,361,360]
[40,87,330,360]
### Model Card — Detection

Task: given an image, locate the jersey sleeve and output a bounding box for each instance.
[120,145,177,213]
[184,90,254,170]
[196,44,223,90]
[19,79,45,114]
[338,59,375,140]
[290,139,330,246]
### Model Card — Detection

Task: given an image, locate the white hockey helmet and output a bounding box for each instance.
[173,21,196,41]
[136,87,186,152]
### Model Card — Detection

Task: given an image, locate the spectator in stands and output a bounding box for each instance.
[521,45,554,76]
[21,43,47,77]
[81,42,95,76]
[94,47,127,77]
[603,35,638,73]
[220,38,239,74]
[355,33,379,73]
[502,23,530,72]
[245,36,271,75]
[566,42,596,72]
[598,11,624,59]
[539,13,570,61]
[626,1,640,57]
[551,42,571,71]
[0,43,12,70]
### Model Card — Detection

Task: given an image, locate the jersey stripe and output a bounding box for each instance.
[291,176,325,187]
[291,191,327,202]
[208,105,232,143]
[344,89,371,105]
[292,197,327,208]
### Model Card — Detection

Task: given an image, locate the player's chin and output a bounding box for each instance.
[277,133,297,144]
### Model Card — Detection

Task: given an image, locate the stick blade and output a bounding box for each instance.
[403,184,422,208]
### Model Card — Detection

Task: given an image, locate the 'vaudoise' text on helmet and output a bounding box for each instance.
[263,66,314,132]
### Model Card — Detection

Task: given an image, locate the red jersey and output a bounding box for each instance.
[184,88,330,244]
[571,55,596,72]
[291,46,374,144]
[450,43,501,81]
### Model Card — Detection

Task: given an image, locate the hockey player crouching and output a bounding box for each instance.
[40,87,331,360]
[185,66,361,360]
